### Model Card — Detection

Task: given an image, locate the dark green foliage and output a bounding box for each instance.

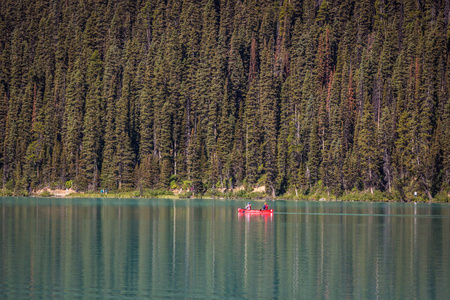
[80,50,103,190]
[355,96,381,193]
[0,0,448,201]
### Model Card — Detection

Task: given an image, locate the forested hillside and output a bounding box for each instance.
[0,0,449,201]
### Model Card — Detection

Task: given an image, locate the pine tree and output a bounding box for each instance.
[63,57,86,183]
[276,77,291,195]
[23,121,45,189]
[114,57,136,190]
[356,96,380,193]
[158,100,172,188]
[189,124,206,195]
[243,83,260,186]
[100,42,122,189]
[80,50,103,190]
[440,101,450,191]
[327,71,344,195]
[308,118,320,188]
[392,50,412,200]
[355,0,372,46]
[342,67,357,154]
[217,84,235,188]
[231,100,246,186]
[378,105,395,193]
[138,59,154,161]
[258,39,279,197]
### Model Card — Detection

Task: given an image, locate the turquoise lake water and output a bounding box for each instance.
[1,197,449,299]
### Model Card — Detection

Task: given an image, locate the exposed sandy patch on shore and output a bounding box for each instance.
[252,186,266,193]
[35,188,76,197]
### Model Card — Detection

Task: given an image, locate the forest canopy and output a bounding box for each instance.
[0,0,449,201]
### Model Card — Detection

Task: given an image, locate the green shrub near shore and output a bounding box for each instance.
[0,189,29,197]
[38,191,53,197]
[279,189,449,203]
[0,189,13,197]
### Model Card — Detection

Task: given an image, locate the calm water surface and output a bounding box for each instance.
[1,197,449,299]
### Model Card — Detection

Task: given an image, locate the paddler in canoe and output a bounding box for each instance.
[260,202,268,211]
[245,202,251,210]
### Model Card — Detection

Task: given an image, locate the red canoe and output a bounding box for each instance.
[238,208,274,214]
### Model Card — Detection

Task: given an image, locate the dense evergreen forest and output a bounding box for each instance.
[0,0,449,201]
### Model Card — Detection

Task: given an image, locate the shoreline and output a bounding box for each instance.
[11,188,448,203]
